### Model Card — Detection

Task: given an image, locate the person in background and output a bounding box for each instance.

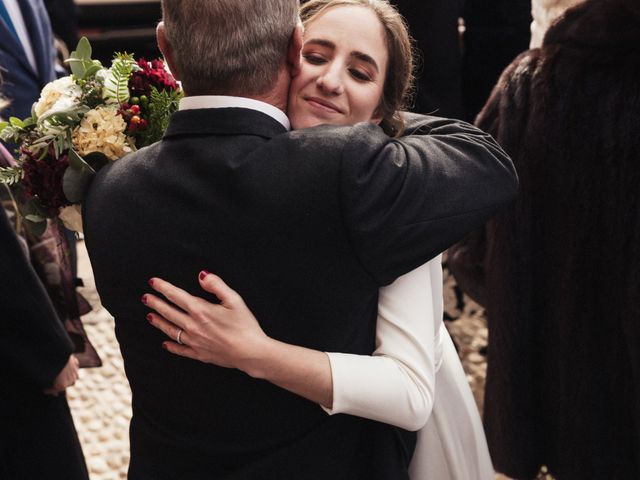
[1,91,88,480]
[0,0,64,120]
[449,0,640,477]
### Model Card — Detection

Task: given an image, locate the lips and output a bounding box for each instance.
[304,96,343,115]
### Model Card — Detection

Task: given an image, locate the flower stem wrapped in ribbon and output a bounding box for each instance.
[0,37,182,235]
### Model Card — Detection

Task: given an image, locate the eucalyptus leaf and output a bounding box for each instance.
[75,37,92,61]
[38,105,89,126]
[82,63,102,80]
[24,216,47,238]
[82,151,110,171]
[9,117,24,128]
[26,197,48,218]
[25,214,46,223]
[68,149,96,173]
[63,162,95,203]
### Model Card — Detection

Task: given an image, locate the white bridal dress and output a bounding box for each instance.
[324,256,494,480]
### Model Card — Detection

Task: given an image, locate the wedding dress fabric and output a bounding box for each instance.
[325,257,493,479]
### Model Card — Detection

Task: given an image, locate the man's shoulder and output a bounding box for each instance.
[87,142,160,201]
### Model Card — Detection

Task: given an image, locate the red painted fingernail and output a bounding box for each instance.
[162,343,168,350]
[146,314,153,323]
[199,270,210,281]
[141,294,148,305]
[148,278,155,287]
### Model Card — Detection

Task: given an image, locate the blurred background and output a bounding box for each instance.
[53,0,162,64]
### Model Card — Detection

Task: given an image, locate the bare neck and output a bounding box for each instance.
[183,68,291,113]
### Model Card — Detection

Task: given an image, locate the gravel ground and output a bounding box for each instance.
[67,241,530,480]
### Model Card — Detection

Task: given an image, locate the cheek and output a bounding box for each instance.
[350,84,384,121]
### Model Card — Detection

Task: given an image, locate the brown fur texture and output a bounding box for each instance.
[451,0,640,477]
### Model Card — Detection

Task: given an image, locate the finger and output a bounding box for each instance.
[148,277,201,315]
[147,312,189,345]
[143,292,191,330]
[198,271,242,308]
[162,341,200,361]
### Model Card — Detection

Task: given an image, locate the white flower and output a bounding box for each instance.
[34,76,82,118]
[59,204,84,233]
[72,106,133,161]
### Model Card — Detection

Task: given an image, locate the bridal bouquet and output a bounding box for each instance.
[0,37,182,235]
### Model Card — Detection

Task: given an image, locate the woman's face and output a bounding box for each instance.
[288,5,389,130]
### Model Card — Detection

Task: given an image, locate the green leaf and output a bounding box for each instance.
[9,117,24,128]
[75,37,92,61]
[24,215,47,238]
[0,121,8,131]
[82,63,102,80]
[68,149,96,174]
[82,151,110,171]
[104,53,136,104]
[39,105,89,124]
[25,214,46,223]
[0,166,23,185]
[67,37,102,78]
[62,161,95,203]
[21,198,49,238]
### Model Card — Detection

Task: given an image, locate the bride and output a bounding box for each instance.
[145,1,493,478]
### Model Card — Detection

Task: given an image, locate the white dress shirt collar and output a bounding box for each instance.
[2,0,38,74]
[179,95,290,131]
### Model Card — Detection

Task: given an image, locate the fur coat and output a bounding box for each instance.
[450,0,640,478]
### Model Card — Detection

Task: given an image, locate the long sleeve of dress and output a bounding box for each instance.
[324,258,443,431]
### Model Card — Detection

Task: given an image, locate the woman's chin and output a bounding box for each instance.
[290,116,324,130]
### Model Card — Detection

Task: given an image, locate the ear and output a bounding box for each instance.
[370,105,384,125]
[156,22,181,81]
[287,23,304,78]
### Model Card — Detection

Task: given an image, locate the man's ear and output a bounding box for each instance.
[156,22,181,81]
[287,23,304,78]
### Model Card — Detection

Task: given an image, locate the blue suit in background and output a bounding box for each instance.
[0,0,63,120]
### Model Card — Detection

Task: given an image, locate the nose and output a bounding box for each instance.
[316,63,344,95]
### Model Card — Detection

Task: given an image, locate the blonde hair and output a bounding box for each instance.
[300,0,415,136]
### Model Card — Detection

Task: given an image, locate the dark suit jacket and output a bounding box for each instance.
[84,108,516,479]
[0,0,62,120]
[0,208,88,480]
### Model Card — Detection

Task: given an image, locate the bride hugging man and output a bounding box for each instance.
[83,0,517,478]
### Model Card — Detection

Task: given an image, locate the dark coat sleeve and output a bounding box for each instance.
[340,113,518,285]
[0,209,73,390]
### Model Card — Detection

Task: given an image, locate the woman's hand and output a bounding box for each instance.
[143,271,271,374]
[44,355,79,396]
[144,272,333,407]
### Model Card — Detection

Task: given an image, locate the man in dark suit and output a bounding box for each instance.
[0,202,88,479]
[83,1,517,478]
[0,0,63,120]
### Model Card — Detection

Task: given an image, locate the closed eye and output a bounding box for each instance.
[303,54,327,65]
[349,69,372,82]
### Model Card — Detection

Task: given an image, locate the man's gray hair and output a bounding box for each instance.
[161,0,300,96]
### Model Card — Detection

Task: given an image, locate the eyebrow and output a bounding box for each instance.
[304,38,380,73]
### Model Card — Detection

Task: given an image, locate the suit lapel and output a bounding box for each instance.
[17,0,53,84]
[0,5,35,80]
[164,108,288,141]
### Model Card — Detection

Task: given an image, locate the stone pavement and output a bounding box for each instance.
[68,240,498,479]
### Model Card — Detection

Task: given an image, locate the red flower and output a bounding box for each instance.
[21,147,71,216]
[128,58,178,97]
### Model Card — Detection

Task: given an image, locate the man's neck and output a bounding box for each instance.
[184,67,291,113]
